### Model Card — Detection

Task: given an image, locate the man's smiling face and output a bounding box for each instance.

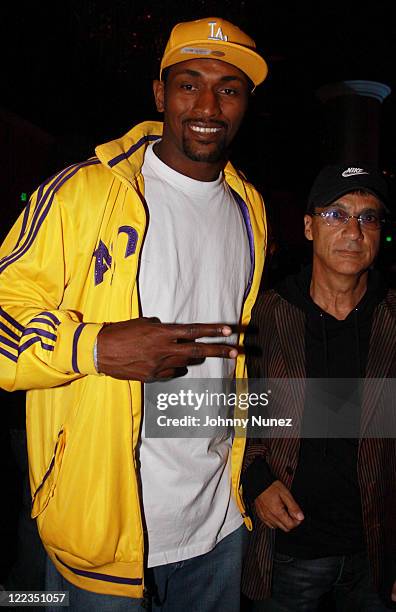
[153,58,250,180]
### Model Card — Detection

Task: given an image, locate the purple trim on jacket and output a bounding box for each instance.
[108,134,161,168]
[0,334,19,351]
[30,317,58,330]
[40,311,61,326]
[19,337,55,354]
[0,160,100,274]
[56,555,143,586]
[32,430,64,502]
[0,321,21,341]
[0,165,79,270]
[0,346,18,363]
[0,306,25,332]
[229,187,255,298]
[22,328,57,342]
[72,323,86,373]
[15,202,31,249]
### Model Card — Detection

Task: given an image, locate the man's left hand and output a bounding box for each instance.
[392,580,396,602]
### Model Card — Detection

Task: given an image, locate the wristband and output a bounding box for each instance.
[93,337,99,373]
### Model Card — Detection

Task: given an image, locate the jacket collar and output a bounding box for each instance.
[95,120,242,186]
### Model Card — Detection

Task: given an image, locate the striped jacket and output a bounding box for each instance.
[242,288,396,601]
[0,121,267,597]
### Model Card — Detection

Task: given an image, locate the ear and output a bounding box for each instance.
[304,214,313,241]
[153,80,165,113]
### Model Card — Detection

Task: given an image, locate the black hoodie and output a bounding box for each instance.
[265,266,385,558]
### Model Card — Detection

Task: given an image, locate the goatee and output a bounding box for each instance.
[182,134,228,163]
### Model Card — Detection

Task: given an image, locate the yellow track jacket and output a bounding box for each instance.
[0,121,266,597]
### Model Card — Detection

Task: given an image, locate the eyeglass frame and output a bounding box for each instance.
[310,207,386,230]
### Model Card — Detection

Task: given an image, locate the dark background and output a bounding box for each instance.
[1,0,396,600]
[1,0,396,246]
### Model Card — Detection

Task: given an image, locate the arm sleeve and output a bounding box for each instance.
[241,456,276,502]
[0,179,102,392]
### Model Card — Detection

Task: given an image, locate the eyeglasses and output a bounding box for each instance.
[311,207,385,230]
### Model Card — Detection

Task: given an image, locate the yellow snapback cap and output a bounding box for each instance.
[160,17,268,87]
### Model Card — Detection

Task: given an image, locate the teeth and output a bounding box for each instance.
[190,125,221,133]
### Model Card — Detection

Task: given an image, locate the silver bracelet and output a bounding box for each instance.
[93,337,99,372]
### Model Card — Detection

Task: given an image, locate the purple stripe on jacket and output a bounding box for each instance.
[0,346,18,363]
[32,430,63,502]
[0,334,19,351]
[22,328,57,342]
[29,317,58,330]
[229,187,255,298]
[72,323,86,373]
[14,202,31,249]
[0,164,80,270]
[0,321,21,341]
[55,555,142,586]
[0,306,25,332]
[0,159,100,274]
[108,134,161,168]
[39,311,61,326]
[19,337,55,354]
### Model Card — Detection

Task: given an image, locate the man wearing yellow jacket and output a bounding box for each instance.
[0,17,267,611]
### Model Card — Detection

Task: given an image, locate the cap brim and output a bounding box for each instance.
[160,39,268,87]
[308,187,389,213]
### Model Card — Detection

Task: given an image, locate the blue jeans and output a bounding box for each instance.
[46,524,246,611]
[253,551,389,612]
[148,524,246,611]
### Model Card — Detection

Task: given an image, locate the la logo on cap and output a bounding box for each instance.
[208,21,228,42]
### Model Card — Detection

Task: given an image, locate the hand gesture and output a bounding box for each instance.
[97,317,238,381]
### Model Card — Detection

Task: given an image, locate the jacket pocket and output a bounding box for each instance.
[31,428,66,518]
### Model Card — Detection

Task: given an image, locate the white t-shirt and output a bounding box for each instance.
[138,143,250,567]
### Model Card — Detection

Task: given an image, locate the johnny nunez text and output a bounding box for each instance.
[156,415,293,428]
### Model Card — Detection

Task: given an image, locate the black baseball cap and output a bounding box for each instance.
[306,164,390,213]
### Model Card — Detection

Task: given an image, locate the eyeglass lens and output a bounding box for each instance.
[320,208,383,229]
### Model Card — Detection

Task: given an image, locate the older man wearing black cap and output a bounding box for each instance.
[242,164,396,610]
[0,16,268,612]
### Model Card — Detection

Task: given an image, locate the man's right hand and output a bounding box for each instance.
[254,480,304,532]
[97,317,238,381]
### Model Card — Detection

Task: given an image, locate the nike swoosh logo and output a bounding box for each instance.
[341,169,369,178]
